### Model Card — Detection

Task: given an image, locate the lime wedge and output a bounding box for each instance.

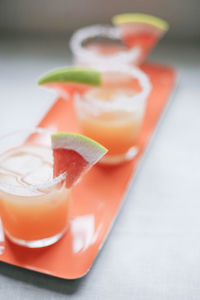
[38,67,101,86]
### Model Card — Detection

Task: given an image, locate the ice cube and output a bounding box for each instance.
[0,170,20,186]
[1,152,41,175]
[0,146,53,176]
[23,164,53,186]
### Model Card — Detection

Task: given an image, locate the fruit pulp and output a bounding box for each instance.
[122,32,158,64]
[0,145,70,246]
[118,22,163,65]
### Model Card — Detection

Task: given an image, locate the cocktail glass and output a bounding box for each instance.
[0,128,70,248]
[74,64,151,165]
[69,25,140,67]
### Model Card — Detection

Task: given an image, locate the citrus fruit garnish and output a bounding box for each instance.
[112,13,169,64]
[51,132,107,188]
[112,13,169,31]
[38,67,101,98]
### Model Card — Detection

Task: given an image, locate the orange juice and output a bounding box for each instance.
[0,144,70,248]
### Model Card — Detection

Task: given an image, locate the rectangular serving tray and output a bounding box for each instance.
[0,63,176,279]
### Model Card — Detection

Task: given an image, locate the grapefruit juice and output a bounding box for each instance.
[0,131,70,248]
[75,86,145,164]
[75,67,151,165]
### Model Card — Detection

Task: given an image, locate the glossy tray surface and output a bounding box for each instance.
[0,63,176,279]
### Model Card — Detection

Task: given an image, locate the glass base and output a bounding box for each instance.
[99,146,138,165]
[5,227,68,248]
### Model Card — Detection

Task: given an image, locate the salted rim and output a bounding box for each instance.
[69,24,140,65]
[75,64,151,111]
[0,128,67,196]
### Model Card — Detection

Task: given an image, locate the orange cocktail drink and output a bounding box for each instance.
[0,129,70,248]
[75,65,151,165]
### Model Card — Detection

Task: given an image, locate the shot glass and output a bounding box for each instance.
[74,64,151,165]
[0,128,70,248]
[69,24,140,67]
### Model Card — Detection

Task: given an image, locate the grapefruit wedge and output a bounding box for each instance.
[112,13,169,65]
[38,67,101,98]
[51,132,107,188]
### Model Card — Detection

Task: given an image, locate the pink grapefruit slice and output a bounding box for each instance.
[112,13,169,65]
[38,67,101,98]
[51,132,107,188]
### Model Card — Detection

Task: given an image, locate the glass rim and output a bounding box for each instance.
[75,64,151,110]
[0,127,67,195]
[70,24,140,65]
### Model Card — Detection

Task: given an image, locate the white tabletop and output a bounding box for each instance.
[0,38,200,300]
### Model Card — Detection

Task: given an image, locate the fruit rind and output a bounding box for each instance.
[112,13,169,31]
[38,67,101,86]
[51,132,107,164]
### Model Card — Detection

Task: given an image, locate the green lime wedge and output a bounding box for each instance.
[112,13,169,31]
[38,67,101,86]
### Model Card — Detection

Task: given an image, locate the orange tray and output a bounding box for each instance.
[0,63,176,279]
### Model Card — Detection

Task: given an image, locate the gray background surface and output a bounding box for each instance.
[0,0,200,40]
[0,1,200,299]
